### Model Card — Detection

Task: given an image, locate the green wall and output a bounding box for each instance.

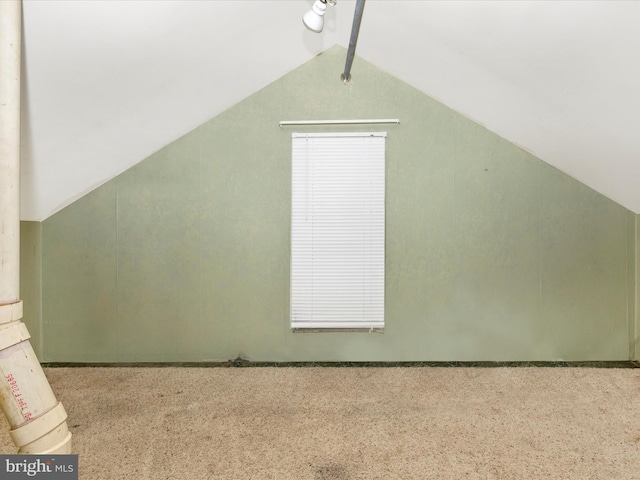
[30,46,636,362]
[20,221,43,359]
[634,213,640,360]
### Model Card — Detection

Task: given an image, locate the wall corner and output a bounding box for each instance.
[630,212,640,361]
[635,213,640,361]
[19,220,43,359]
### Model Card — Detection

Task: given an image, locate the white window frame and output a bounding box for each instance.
[290,132,385,331]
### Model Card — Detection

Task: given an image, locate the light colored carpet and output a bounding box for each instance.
[1,367,639,479]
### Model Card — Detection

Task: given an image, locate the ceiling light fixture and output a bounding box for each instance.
[302,0,336,33]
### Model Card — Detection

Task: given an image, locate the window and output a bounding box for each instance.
[290,132,386,330]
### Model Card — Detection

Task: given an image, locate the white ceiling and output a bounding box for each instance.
[20,0,640,220]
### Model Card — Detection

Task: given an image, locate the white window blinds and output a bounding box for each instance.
[291,132,386,330]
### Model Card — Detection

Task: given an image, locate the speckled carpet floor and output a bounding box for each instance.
[1,367,639,479]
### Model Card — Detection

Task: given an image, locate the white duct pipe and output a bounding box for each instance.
[0,0,21,304]
[0,0,71,454]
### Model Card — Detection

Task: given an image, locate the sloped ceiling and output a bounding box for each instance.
[20,0,640,220]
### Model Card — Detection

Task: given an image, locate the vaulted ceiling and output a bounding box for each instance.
[20,0,640,220]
